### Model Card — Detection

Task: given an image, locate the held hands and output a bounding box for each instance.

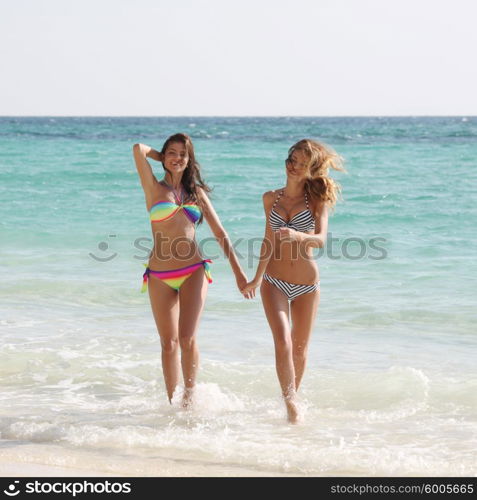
[240,277,262,299]
[235,272,254,299]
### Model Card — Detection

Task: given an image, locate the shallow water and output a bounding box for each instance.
[1,117,476,475]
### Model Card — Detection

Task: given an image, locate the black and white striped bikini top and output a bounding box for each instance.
[269,190,315,233]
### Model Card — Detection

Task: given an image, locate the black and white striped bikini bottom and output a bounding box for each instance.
[263,273,320,301]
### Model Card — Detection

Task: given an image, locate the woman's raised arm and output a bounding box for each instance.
[132,143,163,196]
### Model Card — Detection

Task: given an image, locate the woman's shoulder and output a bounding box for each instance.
[262,189,282,210]
[196,185,210,200]
[262,188,282,201]
[195,186,214,210]
[309,195,327,216]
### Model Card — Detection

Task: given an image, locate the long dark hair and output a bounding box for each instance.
[160,133,211,223]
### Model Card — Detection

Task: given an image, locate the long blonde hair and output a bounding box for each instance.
[288,139,345,208]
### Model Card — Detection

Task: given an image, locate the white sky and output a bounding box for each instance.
[1,0,476,116]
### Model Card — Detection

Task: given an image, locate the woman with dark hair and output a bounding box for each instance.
[133,133,250,407]
[242,139,344,423]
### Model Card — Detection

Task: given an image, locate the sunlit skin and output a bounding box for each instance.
[133,140,250,408]
[146,143,200,269]
[241,149,329,423]
[163,143,188,178]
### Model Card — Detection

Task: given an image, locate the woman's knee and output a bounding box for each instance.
[161,337,179,353]
[292,342,308,362]
[274,334,292,355]
[179,335,197,352]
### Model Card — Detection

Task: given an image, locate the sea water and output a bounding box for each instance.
[0,117,476,476]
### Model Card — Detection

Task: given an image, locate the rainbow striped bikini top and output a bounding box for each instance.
[149,188,201,224]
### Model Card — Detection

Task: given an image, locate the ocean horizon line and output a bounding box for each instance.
[1,114,476,119]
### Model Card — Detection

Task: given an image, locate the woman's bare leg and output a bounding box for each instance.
[148,276,180,403]
[290,289,320,391]
[260,280,299,423]
[178,266,209,407]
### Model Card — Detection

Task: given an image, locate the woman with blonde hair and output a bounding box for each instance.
[133,133,250,407]
[242,139,344,422]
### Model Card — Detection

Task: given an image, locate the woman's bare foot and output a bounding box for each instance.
[285,397,300,423]
[284,388,301,424]
[181,387,194,409]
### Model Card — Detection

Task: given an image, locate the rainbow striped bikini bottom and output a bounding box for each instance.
[141,259,212,293]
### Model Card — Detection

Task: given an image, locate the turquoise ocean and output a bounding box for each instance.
[0,117,476,476]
